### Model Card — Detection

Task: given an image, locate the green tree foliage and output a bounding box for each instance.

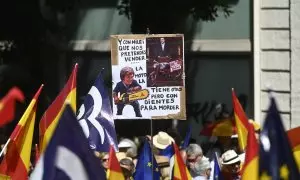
[118,0,234,33]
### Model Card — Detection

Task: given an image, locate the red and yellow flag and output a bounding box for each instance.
[0,87,24,127]
[107,145,125,180]
[200,118,236,136]
[39,64,77,153]
[172,143,192,180]
[232,89,250,151]
[0,84,43,180]
[287,127,300,170]
[241,123,259,180]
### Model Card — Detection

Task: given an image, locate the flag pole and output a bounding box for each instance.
[150,117,154,178]
[0,138,10,158]
[146,27,154,178]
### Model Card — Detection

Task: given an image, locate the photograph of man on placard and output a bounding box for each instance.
[110,35,186,120]
[146,36,184,87]
[155,37,170,58]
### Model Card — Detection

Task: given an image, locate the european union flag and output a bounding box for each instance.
[213,152,223,180]
[181,125,192,150]
[259,97,300,180]
[134,139,161,180]
[77,73,118,152]
[30,105,106,180]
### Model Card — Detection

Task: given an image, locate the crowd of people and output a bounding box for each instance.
[92,123,260,180]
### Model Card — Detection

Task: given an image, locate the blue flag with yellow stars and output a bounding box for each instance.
[259,97,300,180]
[134,139,161,180]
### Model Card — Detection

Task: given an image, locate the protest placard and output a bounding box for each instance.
[110,34,186,120]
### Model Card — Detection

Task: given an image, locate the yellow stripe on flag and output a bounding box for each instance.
[12,99,36,130]
[173,143,192,180]
[20,104,36,171]
[242,156,258,180]
[234,114,248,150]
[0,174,11,180]
[0,85,43,179]
[107,169,124,180]
[294,145,300,152]
[294,150,300,171]
[232,89,249,151]
[40,89,76,152]
[107,145,125,180]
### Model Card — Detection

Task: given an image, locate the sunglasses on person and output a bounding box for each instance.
[187,155,200,163]
[102,158,109,162]
[227,161,240,168]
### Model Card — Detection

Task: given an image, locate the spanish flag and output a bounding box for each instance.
[107,145,125,180]
[0,87,24,127]
[241,123,258,180]
[0,84,43,180]
[287,127,300,170]
[232,89,249,151]
[39,64,77,153]
[200,118,236,136]
[172,143,192,180]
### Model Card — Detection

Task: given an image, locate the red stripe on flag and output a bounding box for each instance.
[10,85,43,141]
[0,87,24,127]
[0,141,28,180]
[107,145,125,180]
[232,89,250,150]
[200,118,236,136]
[173,143,191,180]
[108,146,123,173]
[39,65,77,135]
[241,124,258,179]
[287,127,300,149]
[232,90,249,130]
[0,85,42,180]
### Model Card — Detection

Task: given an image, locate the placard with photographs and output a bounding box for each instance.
[110,34,186,120]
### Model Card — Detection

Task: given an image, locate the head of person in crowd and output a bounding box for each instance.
[118,138,138,165]
[191,156,212,179]
[152,131,175,154]
[217,135,236,154]
[99,152,109,170]
[186,144,204,171]
[120,167,132,180]
[249,119,261,139]
[120,158,135,179]
[116,152,127,161]
[221,150,241,177]
[229,134,241,154]
[214,103,230,120]
[94,151,101,157]
[166,128,182,147]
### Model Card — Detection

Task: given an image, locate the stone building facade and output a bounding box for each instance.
[255,0,300,129]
